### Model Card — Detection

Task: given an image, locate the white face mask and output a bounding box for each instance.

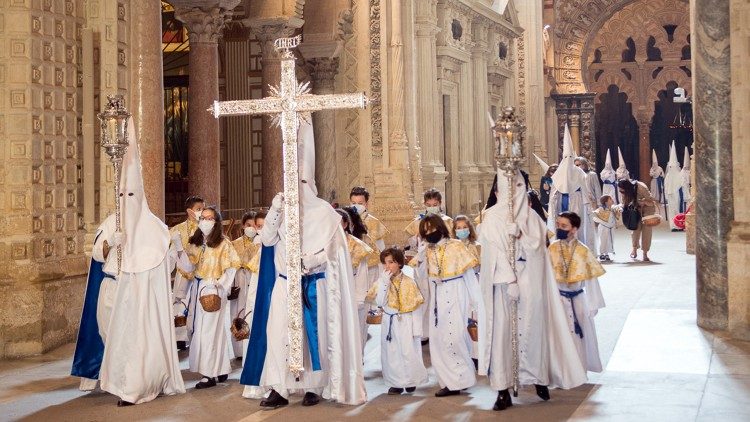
[198,220,215,236]
[425,206,441,215]
[351,203,367,216]
[189,209,203,222]
[244,227,257,238]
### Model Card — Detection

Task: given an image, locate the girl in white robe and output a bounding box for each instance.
[230,211,260,358]
[592,195,618,261]
[415,215,480,397]
[453,215,481,365]
[367,247,427,394]
[184,206,240,389]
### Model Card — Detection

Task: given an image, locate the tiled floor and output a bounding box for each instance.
[1,226,748,421]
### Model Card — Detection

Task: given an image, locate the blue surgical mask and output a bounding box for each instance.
[556,228,570,240]
[456,228,470,240]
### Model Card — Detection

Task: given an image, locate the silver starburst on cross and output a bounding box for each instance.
[210,35,368,379]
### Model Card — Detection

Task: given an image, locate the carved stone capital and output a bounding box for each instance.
[172,0,241,44]
[245,17,304,58]
[307,58,340,93]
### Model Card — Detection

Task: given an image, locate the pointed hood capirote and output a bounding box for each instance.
[551,124,585,194]
[297,117,342,254]
[118,117,170,273]
[664,141,683,195]
[533,153,551,175]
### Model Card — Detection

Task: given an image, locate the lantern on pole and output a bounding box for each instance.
[97,95,131,272]
[492,106,526,397]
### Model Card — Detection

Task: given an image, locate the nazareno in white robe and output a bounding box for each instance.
[373,274,428,389]
[478,170,587,392]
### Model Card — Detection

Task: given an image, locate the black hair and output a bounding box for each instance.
[185,195,204,210]
[558,211,581,229]
[349,186,370,202]
[241,211,256,226]
[188,206,224,248]
[419,214,450,240]
[423,188,442,203]
[342,206,368,240]
[527,190,547,222]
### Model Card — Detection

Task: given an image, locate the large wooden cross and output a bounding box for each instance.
[210,35,367,379]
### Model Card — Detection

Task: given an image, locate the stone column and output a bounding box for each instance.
[246,19,303,206]
[727,0,749,339]
[692,0,733,331]
[173,1,239,206]
[686,153,696,255]
[551,93,596,161]
[307,57,339,201]
[414,0,441,168]
[637,117,652,182]
[130,0,165,217]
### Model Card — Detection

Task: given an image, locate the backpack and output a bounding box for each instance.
[622,202,641,230]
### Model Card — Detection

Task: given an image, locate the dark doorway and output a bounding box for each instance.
[595,84,640,176]
[650,81,694,168]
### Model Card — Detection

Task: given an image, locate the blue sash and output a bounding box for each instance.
[240,245,277,386]
[561,193,570,212]
[301,272,325,371]
[678,188,686,213]
[71,257,108,379]
[656,176,665,203]
[559,289,585,339]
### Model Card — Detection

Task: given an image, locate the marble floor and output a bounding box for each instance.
[1,226,749,421]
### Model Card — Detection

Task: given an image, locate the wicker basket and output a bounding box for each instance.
[227,282,240,301]
[174,300,188,328]
[230,308,252,341]
[467,318,478,342]
[199,285,222,312]
[642,214,662,227]
[366,308,383,325]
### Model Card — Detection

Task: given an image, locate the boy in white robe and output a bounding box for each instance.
[368,247,427,395]
[550,212,607,373]
[478,170,587,411]
[96,118,186,405]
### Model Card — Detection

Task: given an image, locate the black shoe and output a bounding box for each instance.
[472,358,479,371]
[493,389,513,411]
[195,377,216,389]
[302,392,320,406]
[421,339,429,346]
[388,387,404,395]
[117,400,134,407]
[535,384,550,401]
[260,389,289,408]
[405,387,416,393]
[176,341,187,351]
[435,387,460,397]
[217,374,228,383]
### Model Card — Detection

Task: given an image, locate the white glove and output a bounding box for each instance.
[109,232,124,247]
[506,223,520,237]
[612,204,624,212]
[379,270,392,283]
[302,252,326,273]
[271,192,285,210]
[507,283,520,300]
[171,232,183,251]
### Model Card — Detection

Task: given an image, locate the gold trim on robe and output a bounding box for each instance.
[548,239,606,284]
[232,236,259,270]
[186,238,241,280]
[364,214,389,241]
[365,273,424,313]
[404,214,454,236]
[462,240,481,265]
[170,220,197,279]
[347,234,374,270]
[426,239,478,279]
[363,234,381,267]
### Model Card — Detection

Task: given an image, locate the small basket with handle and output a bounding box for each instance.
[467,318,478,342]
[230,308,253,341]
[227,280,241,300]
[174,300,188,327]
[199,284,222,312]
[366,308,383,325]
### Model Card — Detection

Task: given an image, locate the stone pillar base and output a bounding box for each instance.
[728,222,750,340]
